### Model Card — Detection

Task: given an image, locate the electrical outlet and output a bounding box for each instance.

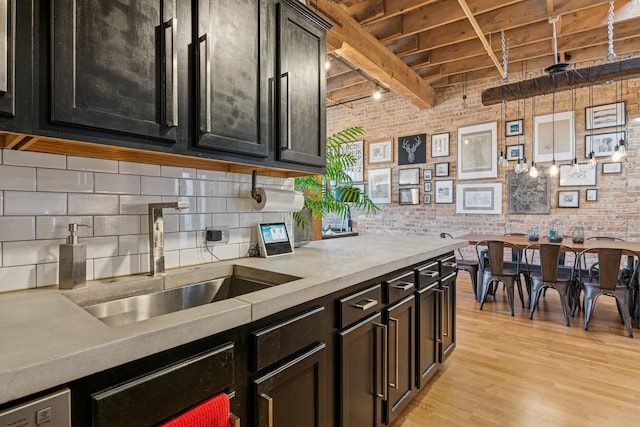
[206,227,230,244]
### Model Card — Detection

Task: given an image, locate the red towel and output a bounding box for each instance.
[160,393,230,427]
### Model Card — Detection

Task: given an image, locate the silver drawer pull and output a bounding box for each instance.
[351,298,377,310]
[421,270,439,278]
[442,261,458,268]
[391,281,414,291]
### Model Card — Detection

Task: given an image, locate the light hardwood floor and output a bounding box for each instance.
[391,274,640,427]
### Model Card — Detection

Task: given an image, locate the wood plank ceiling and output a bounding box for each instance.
[309,0,640,109]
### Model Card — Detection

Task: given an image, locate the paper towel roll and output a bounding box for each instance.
[251,187,305,212]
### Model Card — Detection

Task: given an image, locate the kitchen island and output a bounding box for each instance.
[0,235,466,425]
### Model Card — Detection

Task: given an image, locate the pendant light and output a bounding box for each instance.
[529,84,539,177]
[612,61,627,161]
[587,68,597,169]
[569,75,581,176]
[499,99,509,167]
[548,89,558,177]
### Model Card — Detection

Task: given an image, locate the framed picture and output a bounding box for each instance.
[368,168,391,204]
[507,171,550,214]
[505,119,524,136]
[558,190,580,208]
[342,140,364,182]
[602,162,623,174]
[423,169,432,180]
[506,144,524,161]
[369,139,393,163]
[431,133,450,157]
[398,133,426,165]
[585,131,625,158]
[434,180,454,204]
[586,189,598,202]
[585,101,626,130]
[423,195,431,204]
[423,182,431,192]
[533,110,574,163]
[559,164,597,186]
[457,121,497,180]
[398,167,420,185]
[399,188,420,205]
[435,162,449,177]
[456,183,503,215]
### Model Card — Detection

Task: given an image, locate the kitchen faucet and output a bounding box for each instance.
[148,202,189,276]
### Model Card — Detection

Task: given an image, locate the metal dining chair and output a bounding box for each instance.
[440,232,480,300]
[524,243,577,327]
[476,240,525,316]
[577,247,637,338]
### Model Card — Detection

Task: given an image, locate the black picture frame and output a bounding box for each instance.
[398,167,420,185]
[423,194,431,204]
[602,162,623,174]
[399,188,420,205]
[558,190,580,208]
[505,118,524,136]
[435,162,449,177]
[586,189,598,202]
[398,133,427,165]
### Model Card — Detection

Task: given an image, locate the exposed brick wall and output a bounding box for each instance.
[327,73,639,256]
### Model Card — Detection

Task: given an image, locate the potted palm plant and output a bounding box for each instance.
[293,126,379,235]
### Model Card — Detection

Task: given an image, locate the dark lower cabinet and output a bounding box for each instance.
[338,312,384,427]
[440,272,457,362]
[416,282,439,388]
[385,295,415,424]
[254,343,327,427]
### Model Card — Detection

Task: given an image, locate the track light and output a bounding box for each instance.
[373,86,382,100]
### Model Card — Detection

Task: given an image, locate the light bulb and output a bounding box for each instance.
[612,145,621,162]
[529,161,538,178]
[325,60,331,70]
[618,140,627,158]
[373,87,382,100]
[588,152,597,169]
[515,158,523,173]
[549,161,558,177]
[521,157,529,172]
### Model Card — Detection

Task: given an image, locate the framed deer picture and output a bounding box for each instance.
[397,133,427,165]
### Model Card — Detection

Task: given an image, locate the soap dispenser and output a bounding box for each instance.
[59,223,89,289]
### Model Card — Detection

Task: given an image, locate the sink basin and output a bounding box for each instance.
[82,267,299,327]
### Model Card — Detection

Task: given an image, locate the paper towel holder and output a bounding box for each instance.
[251,170,262,204]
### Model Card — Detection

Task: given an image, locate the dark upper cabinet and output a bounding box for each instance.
[194,0,270,158]
[275,0,327,168]
[50,0,184,145]
[0,0,33,133]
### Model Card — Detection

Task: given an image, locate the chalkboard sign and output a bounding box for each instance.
[507,171,550,214]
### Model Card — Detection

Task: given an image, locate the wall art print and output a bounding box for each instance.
[457,122,497,180]
[506,170,550,214]
[398,133,427,165]
[456,182,502,214]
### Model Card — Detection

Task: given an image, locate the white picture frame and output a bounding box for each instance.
[368,168,391,204]
[456,183,503,215]
[434,179,454,204]
[559,164,597,187]
[431,132,450,158]
[368,139,393,164]
[342,140,364,182]
[586,101,626,130]
[457,122,497,180]
[533,110,574,163]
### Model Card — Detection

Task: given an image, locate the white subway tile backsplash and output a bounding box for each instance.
[36,216,92,239]
[68,156,118,173]
[165,231,196,251]
[38,169,94,193]
[0,265,36,291]
[159,214,179,233]
[239,213,264,227]
[211,213,240,228]
[179,213,211,232]
[227,197,253,213]
[0,165,36,190]
[95,173,141,194]
[196,169,227,181]
[3,150,66,169]
[0,217,36,241]
[179,247,212,267]
[119,161,160,176]
[207,243,240,261]
[36,262,58,287]
[85,236,119,258]
[141,176,180,195]
[211,180,239,197]
[94,254,141,279]
[161,165,197,179]
[3,239,62,267]
[5,191,67,215]
[197,197,227,214]
[0,191,3,215]
[119,234,148,255]
[180,179,215,196]
[163,251,180,270]
[228,227,252,245]
[120,195,161,214]
[94,216,140,236]
[68,194,119,215]
[0,149,3,163]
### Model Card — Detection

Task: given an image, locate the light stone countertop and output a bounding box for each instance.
[0,235,466,405]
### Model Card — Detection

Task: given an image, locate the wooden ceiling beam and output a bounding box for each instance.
[481,56,640,105]
[344,0,439,25]
[317,0,435,108]
[456,0,504,78]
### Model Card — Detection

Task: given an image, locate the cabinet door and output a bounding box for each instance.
[254,343,326,427]
[416,284,439,388]
[385,295,415,424]
[51,0,181,143]
[275,0,327,167]
[195,0,269,157]
[440,272,457,362]
[338,312,383,427]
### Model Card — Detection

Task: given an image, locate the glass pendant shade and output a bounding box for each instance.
[549,161,558,177]
[529,161,538,178]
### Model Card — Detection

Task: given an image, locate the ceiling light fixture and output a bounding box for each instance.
[544,17,569,74]
[372,86,382,100]
[569,76,580,176]
[549,89,558,177]
[499,99,508,167]
[587,68,597,169]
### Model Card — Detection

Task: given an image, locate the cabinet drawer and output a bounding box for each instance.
[91,342,234,427]
[440,253,458,276]
[338,284,382,329]
[416,261,440,289]
[252,306,325,372]
[385,271,415,305]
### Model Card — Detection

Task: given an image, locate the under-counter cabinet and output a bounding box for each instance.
[415,260,440,388]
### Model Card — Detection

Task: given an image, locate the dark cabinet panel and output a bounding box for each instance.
[275,0,327,168]
[385,295,415,424]
[51,0,181,143]
[338,312,384,427]
[195,0,270,157]
[416,283,439,388]
[440,272,457,362]
[254,343,327,427]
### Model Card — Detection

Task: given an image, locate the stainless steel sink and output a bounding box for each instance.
[82,267,299,327]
